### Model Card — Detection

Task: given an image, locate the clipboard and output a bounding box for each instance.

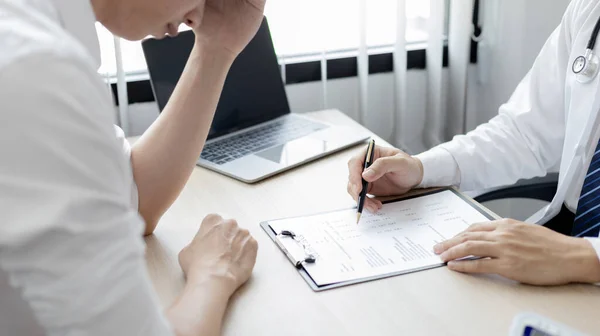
[260,187,500,292]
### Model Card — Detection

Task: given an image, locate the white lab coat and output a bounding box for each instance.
[419,0,600,228]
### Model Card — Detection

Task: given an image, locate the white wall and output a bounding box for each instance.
[470,0,570,127]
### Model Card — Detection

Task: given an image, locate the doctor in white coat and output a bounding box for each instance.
[348,0,600,285]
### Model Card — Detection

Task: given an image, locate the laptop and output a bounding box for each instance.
[142,17,370,183]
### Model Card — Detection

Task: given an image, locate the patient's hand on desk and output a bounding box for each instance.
[178,214,258,293]
[167,215,258,336]
[433,219,600,285]
[347,145,424,213]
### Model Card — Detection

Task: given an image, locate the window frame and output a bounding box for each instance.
[109,0,481,106]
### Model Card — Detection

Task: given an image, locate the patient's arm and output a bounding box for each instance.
[130,0,266,235]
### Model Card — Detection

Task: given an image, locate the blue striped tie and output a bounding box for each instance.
[572,139,600,237]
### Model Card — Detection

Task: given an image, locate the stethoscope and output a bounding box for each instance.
[573,15,600,83]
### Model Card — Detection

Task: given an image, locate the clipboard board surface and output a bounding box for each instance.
[260,187,500,292]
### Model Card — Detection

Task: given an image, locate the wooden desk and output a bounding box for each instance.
[142,110,600,336]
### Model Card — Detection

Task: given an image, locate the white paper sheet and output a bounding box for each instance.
[268,190,491,286]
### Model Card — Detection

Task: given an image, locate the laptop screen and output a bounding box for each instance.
[142,17,291,140]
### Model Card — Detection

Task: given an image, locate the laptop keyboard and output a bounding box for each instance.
[200,117,328,165]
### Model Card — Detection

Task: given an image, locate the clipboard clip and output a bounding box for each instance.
[277,230,316,268]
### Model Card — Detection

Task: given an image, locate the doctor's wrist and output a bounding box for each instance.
[567,238,600,284]
[411,156,424,188]
[414,147,460,189]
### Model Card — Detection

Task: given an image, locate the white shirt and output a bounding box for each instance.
[416,0,600,258]
[0,0,173,334]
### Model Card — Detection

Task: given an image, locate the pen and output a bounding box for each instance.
[357,139,376,224]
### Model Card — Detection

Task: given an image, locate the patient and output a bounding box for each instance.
[0,0,265,335]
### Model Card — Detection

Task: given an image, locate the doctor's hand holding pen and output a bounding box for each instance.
[346,145,424,213]
[346,145,600,285]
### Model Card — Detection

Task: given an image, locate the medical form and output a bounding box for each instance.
[265,189,495,288]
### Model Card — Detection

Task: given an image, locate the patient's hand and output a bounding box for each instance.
[347,145,424,213]
[193,0,267,60]
[179,214,258,294]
